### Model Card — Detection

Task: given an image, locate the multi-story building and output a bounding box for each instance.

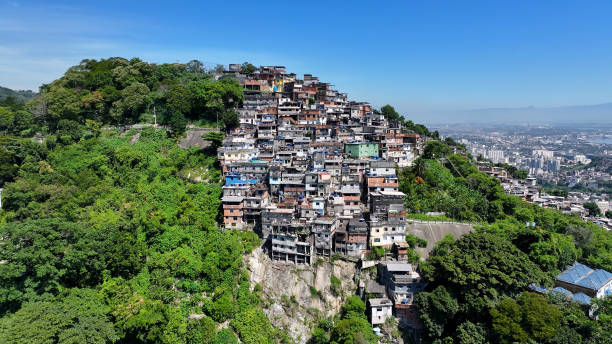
[219,64,421,267]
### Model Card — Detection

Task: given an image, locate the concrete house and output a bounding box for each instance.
[312,218,338,257]
[378,262,427,306]
[368,298,393,326]
[345,142,379,158]
[347,219,368,258]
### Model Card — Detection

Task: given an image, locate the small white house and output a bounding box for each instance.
[368,298,393,325]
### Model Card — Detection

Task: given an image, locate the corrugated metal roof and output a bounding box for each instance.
[531,284,592,305]
[572,293,592,305]
[385,263,414,272]
[552,287,572,297]
[557,263,612,291]
[221,196,244,202]
[529,283,548,294]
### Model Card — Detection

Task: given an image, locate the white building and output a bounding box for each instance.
[368,298,393,325]
[486,150,506,164]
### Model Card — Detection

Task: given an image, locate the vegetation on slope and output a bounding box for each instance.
[0,86,37,103]
[398,138,612,343]
[309,296,377,344]
[0,58,282,344]
[1,61,612,344]
[4,57,242,138]
[0,127,282,343]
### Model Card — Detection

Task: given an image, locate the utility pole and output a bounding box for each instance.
[153,106,157,127]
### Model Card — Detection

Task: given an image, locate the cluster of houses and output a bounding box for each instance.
[478,166,611,229]
[217,64,428,333]
[214,64,612,336]
[477,166,541,202]
[218,64,424,265]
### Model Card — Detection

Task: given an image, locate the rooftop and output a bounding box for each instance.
[382,262,415,273]
[221,196,245,202]
[366,280,386,294]
[556,262,612,291]
[368,298,393,307]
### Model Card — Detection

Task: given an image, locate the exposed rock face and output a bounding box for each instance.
[246,248,358,343]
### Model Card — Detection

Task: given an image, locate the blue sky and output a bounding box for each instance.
[2,0,612,119]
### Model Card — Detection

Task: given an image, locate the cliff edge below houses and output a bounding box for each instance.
[247,248,358,344]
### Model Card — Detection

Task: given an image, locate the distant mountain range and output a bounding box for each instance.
[0,86,37,103]
[410,102,612,125]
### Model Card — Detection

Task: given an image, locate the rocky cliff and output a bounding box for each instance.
[246,248,358,343]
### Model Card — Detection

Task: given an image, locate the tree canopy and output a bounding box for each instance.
[0,126,277,343]
[402,140,612,343]
[310,296,377,344]
[14,58,243,137]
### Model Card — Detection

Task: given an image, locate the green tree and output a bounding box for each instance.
[0,288,118,344]
[240,62,256,74]
[310,327,329,344]
[380,104,401,122]
[342,295,366,318]
[329,316,377,344]
[424,232,547,316]
[44,86,82,124]
[455,321,488,344]
[0,219,100,313]
[166,84,192,115]
[230,308,275,344]
[422,141,452,159]
[119,82,151,120]
[56,119,84,144]
[167,112,188,137]
[415,286,459,340]
[490,292,562,343]
[584,202,602,217]
[213,329,239,344]
[185,316,216,344]
[222,110,239,131]
[406,234,428,248]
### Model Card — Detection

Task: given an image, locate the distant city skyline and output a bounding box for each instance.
[2,1,612,122]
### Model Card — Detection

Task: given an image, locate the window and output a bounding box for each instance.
[374,238,380,242]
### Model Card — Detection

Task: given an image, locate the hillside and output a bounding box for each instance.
[0,57,612,344]
[0,86,37,103]
[0,58,285,344]
[398,144,612,343]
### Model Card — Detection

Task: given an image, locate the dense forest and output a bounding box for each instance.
[1,57,243,139]
[1,58,612,344]
[0,59,283,344]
